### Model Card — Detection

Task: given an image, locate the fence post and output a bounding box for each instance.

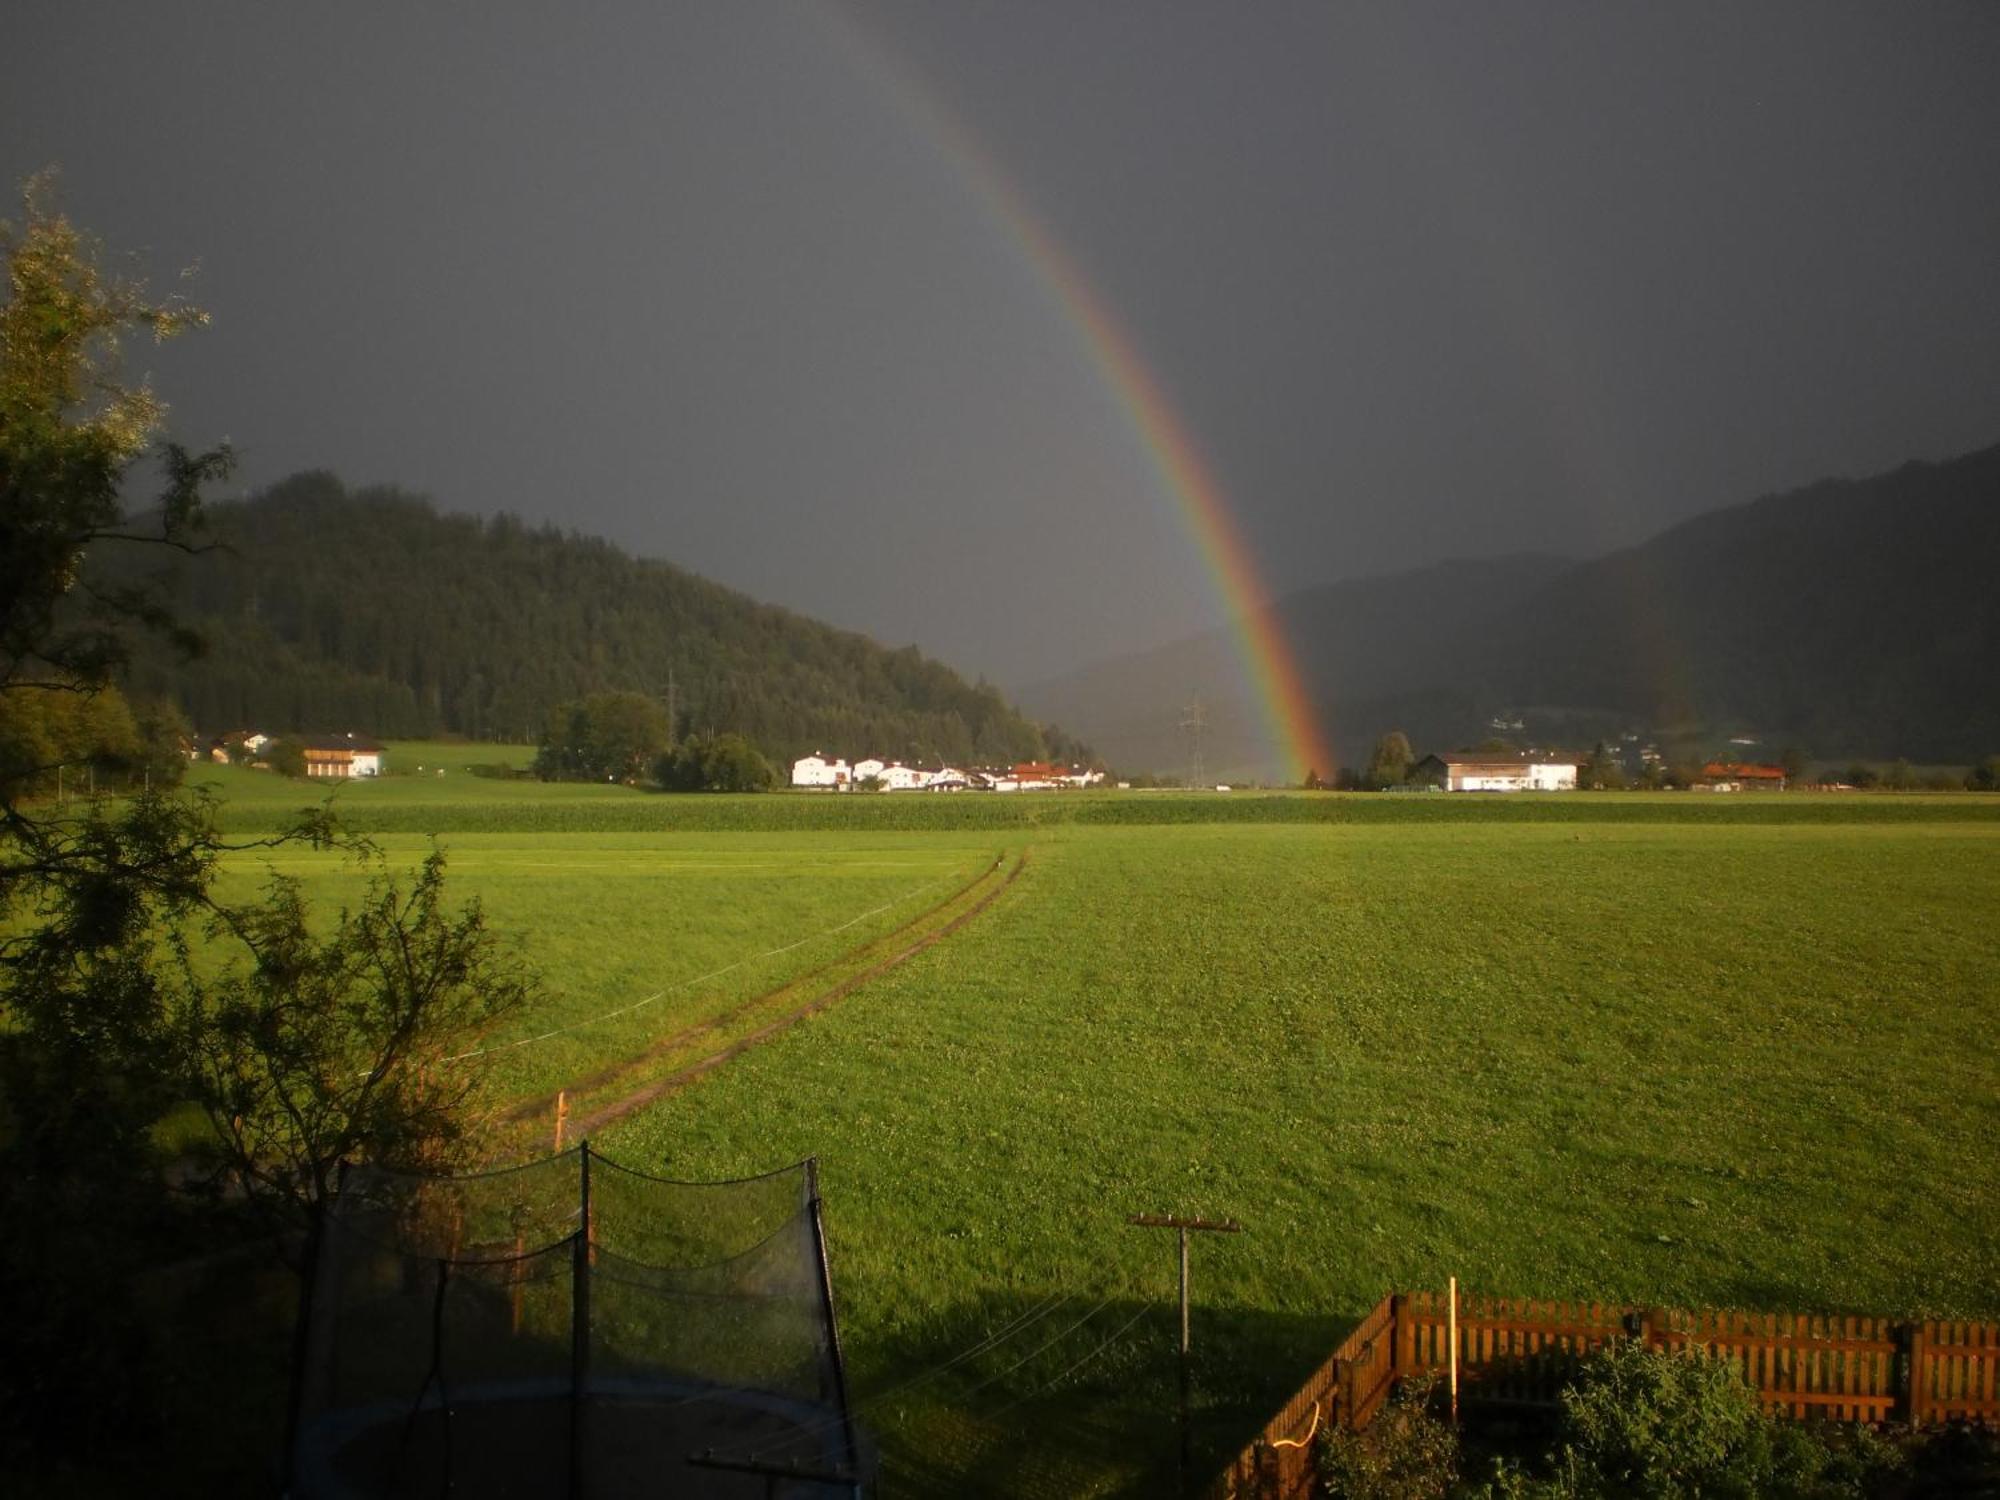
[1903,1320,1929,1426]
[1390,1293,1407,1382]
[1640,1306,1666,1351]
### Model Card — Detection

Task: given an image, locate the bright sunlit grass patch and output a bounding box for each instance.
[597,816,2000,1495]
[208,830,1002,1107]
[166,775,2000,1495]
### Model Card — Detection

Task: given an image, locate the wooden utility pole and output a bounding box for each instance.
[1131,1213,1242,1493]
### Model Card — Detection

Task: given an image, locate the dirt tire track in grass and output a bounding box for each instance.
[562,849,1029,1137]
[499,849,1027,1136]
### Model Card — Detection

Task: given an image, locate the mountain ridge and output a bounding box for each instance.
[1020,442,2000,776]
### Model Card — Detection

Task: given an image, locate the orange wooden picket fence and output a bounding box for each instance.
[1203,1291,1998,1500]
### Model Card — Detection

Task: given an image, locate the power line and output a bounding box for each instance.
[759,1293,1079,1457]
[948,1295,1119,1405]
[1180,698,1207,789]
[980,1302,1158,1423]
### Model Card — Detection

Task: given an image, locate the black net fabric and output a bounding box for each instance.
[290,1147,858,1499]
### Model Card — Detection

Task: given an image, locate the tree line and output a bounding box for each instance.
[2,180,535,1486]
[103,471,1089,770]
[533,690,781,791]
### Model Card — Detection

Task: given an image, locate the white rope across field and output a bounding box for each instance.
[440,864,982,1064]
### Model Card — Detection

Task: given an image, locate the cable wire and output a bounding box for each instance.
[979,1302,1158,1424]
[755,1291,1078,1456]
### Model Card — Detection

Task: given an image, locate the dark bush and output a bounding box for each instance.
[1320,1377,1458,1500]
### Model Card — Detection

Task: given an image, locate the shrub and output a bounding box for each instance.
[1555,1340,1772,1495]
[260,738,306,778]
[1320,1376,1459,1500]
[1540,1339,1903,1499]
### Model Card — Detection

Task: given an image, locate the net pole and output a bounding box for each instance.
[283,1157,347,1494]
[806,1157,861,1488]
[570,1140,592,1500]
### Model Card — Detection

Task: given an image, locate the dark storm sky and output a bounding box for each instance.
[8,3,1998,684]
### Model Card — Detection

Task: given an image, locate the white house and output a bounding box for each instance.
[880,762,925,791]
[851,758,886,782]
[791,754,851,789]
[303,739,385,779]
[925,766,968,791]
[1417,753,1577,792]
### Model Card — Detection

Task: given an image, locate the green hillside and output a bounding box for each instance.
[113,472,1081,767]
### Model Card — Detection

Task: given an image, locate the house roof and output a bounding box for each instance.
[1702,762,1785,779]
[1424,751,1579,771]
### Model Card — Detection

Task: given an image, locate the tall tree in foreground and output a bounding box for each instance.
[179,849,535,1231]
[0,178,536,1472]
[0,177,235,1458]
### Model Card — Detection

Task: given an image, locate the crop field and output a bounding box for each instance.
[192,762,2000,1496]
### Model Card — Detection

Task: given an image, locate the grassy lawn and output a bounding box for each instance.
[140,776,2000,1494]
[589,815,2000,1497]
[210,829,1004,1108]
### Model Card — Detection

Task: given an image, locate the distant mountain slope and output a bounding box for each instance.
[1465,444,2000,760]
[115,472,1075,766]
[1024,441,2000,776]
[1020,554,1573,778]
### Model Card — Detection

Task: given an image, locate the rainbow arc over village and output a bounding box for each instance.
[827,16,1337,782]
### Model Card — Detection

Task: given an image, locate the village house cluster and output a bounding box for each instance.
[790,754,1104,793]
[1411,750,1791,792]
[203,731,386,778]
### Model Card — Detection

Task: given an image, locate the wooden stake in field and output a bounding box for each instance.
[1130,1213,1242,1494]
[552,1089,569,1153]
[1448,1276,1460,1424]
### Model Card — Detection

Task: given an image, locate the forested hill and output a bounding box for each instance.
[115,472,1077,766]
[1023,440,2000,775]
[1460,441,2000,762]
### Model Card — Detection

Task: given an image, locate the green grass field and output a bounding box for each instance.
[583,815,1999,1496]
[212,830,1004,1108]
[184,758,2000,1495]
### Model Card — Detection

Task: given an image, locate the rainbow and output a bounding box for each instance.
[821,15,1335,783]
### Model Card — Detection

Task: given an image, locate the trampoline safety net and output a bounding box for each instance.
[288,1144,862,1499]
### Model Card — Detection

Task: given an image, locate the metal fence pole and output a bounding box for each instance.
[570,1140,592,1499]
[806,1157,861,1490]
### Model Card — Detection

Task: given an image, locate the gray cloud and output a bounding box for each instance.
[8,1,1997,684]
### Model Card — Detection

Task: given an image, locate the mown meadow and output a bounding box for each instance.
[190,758,2000,1496]
[598,814,1999,1496]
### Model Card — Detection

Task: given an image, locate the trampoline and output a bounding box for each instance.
[287,1145,862,1498]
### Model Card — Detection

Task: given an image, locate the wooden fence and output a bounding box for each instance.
[1202,1292,1998,1500]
